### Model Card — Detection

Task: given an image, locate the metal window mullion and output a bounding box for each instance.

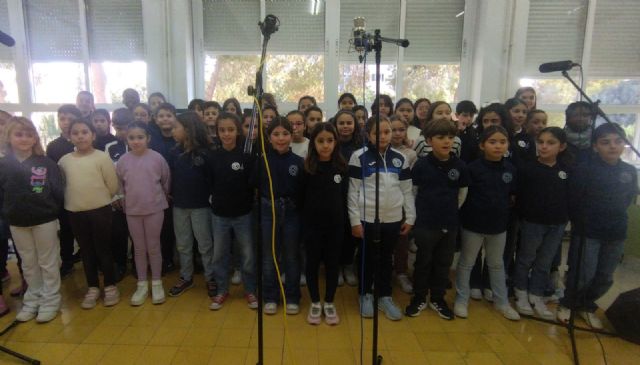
[78,0,91,91]
[324,0,340,115]
[580,0,597,97]
[396,0,406,99]
[8,0,33,116]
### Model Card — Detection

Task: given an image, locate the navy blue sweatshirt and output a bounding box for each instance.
[518,160,570,225]
[569,156,638,240]
[512,131,536,165]
[459,126,479,164]
[148,122,175,162]
[252,149,304,204]
[95,133,117,152]
[301,161,348,228]
[46,135,74,163]
[461,158,517,234]
[412,153,469,230]
[338,138,360,163]
[105,139,128,162]
[168,147,211,209]
[207,145,255,217]
[0,154,64,227]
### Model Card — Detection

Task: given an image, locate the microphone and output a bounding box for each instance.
[352,17,369,53]
[0,30,15,47]
[539,60,579,73]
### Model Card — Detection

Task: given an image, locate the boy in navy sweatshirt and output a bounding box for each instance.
[406,120,469,319]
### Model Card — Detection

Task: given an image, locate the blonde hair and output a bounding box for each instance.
[2,117,45,156]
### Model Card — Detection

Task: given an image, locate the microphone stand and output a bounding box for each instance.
[244,14,279,365]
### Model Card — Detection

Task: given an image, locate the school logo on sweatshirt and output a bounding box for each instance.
[193,156,204,166]
[448,169,460,181]
[392,158,402,168]
[231,162,242,171]
[619,172,633,184]
[289,165,299,176]
[334,174,342,183]
[30,166,47,193]
[502,172,513,183]
[558,171,568,180]
[518,140,527,148]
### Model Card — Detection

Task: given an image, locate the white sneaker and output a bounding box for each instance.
[264,302,278,315]
[151,280,166,304]
[130,281,148,306]
[231,270,242,285]
[453,302,468,318]
[81,287,101,309]
[514,289,534,315]
[343,265,358,286]
[529,294,554,320]
[556,306,571,324]
[496,304,520,321]
[470,289,483,300]
[337,272,344,287]
[579,311,603,330]
[307,302,322,325]
[36,311,58,323]
[396,274,413,294]
[16,310,37,322]
[286,303,300,315]
[483,289,493,302]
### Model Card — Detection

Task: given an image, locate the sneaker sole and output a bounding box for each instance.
[168,283,194,297]
[428,303,454,320]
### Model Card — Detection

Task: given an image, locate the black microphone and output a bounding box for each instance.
[539,60,579,73]
[0,30,15,47]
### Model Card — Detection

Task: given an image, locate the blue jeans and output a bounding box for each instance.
[261,198,301,304]
[560,234,624,312]
[456,229,509,307]
[513,220,566,296]
[211,212,256,294]
[173,207,214,281]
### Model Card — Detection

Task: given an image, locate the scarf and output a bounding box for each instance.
[564,125,592,150]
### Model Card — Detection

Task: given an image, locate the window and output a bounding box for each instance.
[402,64,460,102]
[587,79,640,106]
[339,63,397,104]
[31,62,84,104]
[31,112,59,146]
[0,0,17,104]
[90,62,147,104]
[266,55,324,103]
[519,78,580,105]
[205,55,259,103]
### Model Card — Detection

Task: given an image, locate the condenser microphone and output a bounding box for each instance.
[353,17,368,53]
[538,60,579,73]
[0,30,15,47]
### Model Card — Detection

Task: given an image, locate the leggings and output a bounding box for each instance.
[305,226,342,303]
[126,211,164,281]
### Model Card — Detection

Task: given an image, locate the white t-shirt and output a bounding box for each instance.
[291,138,310,158]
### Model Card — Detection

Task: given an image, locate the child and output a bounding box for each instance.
[302,123,348,325]
[505,98,536,164]
[0,117,65,322]
[105,108,133,161]
[515,87,537,110]
[370,95,393,118]
[353,105,368,133]
[331,110,362,286]
[203,101,222,139]
[563,101,594,165]
[117,122,170,306]
[455,100,479,164]
[513,127,570,320]
[348,116,415,321]
[46,104,83,278]
[223,97,243,119]
[557,123,638,329]
[394,98,418,143]
[304,106,323,136]
[253,117,304,315]
[58,119,120,309]
[166,113,215,303]
[338,93,357,111]
[188,99,205,118]
[148,92,167,114]
[455,125,520,321]
[76,91,95,119]
[262,105,279,130]
[208,112,257,310]
[122,88,141,110]
[298,95,316,112]
[406,120,469,319]
[413,98,431,132]
[92,109,117,151]
[525,109,548,138]
[287,110,309,158]
[414,102,462,158]
[133,103,152,124]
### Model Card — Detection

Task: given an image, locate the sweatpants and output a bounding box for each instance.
[127,211,164,281]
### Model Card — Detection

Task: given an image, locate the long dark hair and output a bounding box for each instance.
[476,103,512,137]
[537,126,573,166]
[331,110,361,146]
[216,112,244,148]
[305,122,347,174]
[370,94,393,117]
[223,97,243,119]
[175,112,211,154]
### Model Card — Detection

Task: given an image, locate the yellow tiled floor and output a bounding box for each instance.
[0,262,638,364]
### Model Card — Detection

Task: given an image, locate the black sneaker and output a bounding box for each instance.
[168,277,194,297]
[206,280,217,298]
[429,299,454,320]
[405,298,427,317]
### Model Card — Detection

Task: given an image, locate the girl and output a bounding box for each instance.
[353,105,368,133]
[253,117,304,315]
[116,122,170,306]
[331,110,362,286]
[414,102,462,158]
[133,103,152,124]
[505,98,536,163]
[394,98,419,144]
[0,118,64,322]
[338,93,357,111]
[208,112,257,310]
[302,123,348,325]
[297,95,316,112]
[188,99,205,118]
[223,97,243,119]
[287,110,309,158]
[304,106,323,137]
[348,116,415,321]
[167,113,216,305]
[370,94,393,118]
[515,87,537,111]
[262,105,279,130]
[203,101,222,139]
[58,120,120,309]
[513,127,569,320]
[455,125,520,321]
[389,115,417,294]
[148,92,167,114]
[525,109,548,138]
[413,98,431,132]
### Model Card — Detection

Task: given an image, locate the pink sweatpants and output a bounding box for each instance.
[126,211,164,281]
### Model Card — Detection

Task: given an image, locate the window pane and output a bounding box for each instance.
[204,54,259,103]
[339,63,397,104]
[586,79,640,106]
[519,78,578,105]
[90,61,147,104]
[402,64,460,102]
[31,62,84,103]
[266,55,324,103]
[0,62,18,103]
[31,112,60,147]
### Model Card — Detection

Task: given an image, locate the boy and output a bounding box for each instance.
[455,100,478,164]
[92,109,117,151]
[406,120,469,319]
[564,101,594,166]
[46,105,82,277]
[202,101,221,140]
[557,123,638,329]
[76,91,95,119]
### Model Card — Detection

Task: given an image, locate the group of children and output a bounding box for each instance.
[0,86,637,330]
